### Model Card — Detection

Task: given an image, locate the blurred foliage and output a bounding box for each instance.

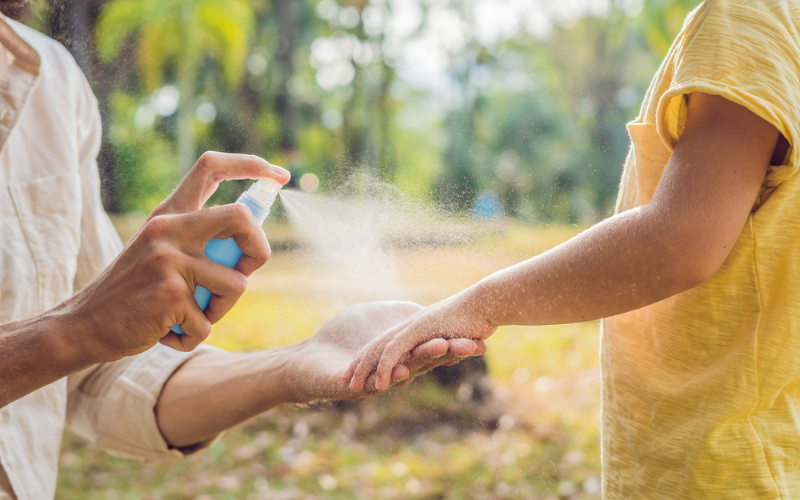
[23,0,698,221]
[95,0,253,90]
[96,0,254,172]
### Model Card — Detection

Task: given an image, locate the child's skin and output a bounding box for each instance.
[345,91,791,393]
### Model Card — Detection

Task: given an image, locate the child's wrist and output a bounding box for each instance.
[457,282,499,329]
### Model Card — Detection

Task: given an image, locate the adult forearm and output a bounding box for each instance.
[0,307,98,408]
[155,346,300,449]
[157,302,480,447]
[469,205,705,327]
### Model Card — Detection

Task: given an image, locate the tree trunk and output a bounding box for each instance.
[274,0,296,154]
[47,1,123,212]
[177,57,197,172]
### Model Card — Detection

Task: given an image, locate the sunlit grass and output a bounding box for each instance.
[60,221,601,499]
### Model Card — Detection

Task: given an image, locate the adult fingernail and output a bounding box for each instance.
[271,164,290,177]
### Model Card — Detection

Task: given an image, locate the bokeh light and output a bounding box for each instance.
[299,173,320,192]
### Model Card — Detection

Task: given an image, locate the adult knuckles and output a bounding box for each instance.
[252,232,270,266]
[212,203,252,236]
[229,272,248,297]
[146,241,183,270]
[141,214,174,239]
[224,205,270,264]
[156,277,188,306]
[194,151,219,174]
[192,321,212,342]
[148,200,170,219]
[226,202,252,223]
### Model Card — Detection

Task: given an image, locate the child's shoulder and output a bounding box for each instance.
[702,0,800,19]
[684,0,800,55]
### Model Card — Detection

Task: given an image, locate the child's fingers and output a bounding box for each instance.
[348,343,385,392]
[347,337,447,384]
[399,339,448,368]
[375,335,423,391]
[411,340,474,370]
[346,322,409,387]
[446,338,477,357]
[473,339,488,355]
[391,364,410,382]
[355,366,407,396]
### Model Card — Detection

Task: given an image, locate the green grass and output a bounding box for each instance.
[58,222,601,500]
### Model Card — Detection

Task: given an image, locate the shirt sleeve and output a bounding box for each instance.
[66,344,224,460]
[71,65,123,291]
[656,0,800,189]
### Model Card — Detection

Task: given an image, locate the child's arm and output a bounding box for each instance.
[346,92,784,392]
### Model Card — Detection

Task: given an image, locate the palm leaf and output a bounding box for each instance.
[138,23,175,91]
[95,0,148,62]
[198,0,254,88]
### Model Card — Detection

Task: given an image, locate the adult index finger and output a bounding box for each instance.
[153,153,290,217]
[184,152,290,209]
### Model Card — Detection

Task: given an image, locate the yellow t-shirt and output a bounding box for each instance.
[603,0,800,497]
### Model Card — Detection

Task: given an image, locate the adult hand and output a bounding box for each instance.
[282,301,487,404]
[344,293,496,392]
[149,151,290,328]
[65,152,289,361]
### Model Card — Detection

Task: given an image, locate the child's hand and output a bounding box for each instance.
[282,301,487,403]
[343,294,497,392]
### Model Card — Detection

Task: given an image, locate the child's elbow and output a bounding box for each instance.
[671,244,727,293]
[676,259,718,291]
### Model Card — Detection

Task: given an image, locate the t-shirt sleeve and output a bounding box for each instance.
[656,0,800,187]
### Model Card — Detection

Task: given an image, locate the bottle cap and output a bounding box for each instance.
[237,178,283,222]
[249,178,282,204]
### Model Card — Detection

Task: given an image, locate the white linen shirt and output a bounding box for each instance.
[0,15,216,500]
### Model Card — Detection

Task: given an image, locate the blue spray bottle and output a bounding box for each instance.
[172,178,283,334]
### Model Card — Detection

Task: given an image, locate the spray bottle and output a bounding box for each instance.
[172,178,283,334]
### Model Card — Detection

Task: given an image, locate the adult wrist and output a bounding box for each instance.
[6,306,102,383]
[0,313,90,408]
[49,296,120,367]
[255,343,308,407]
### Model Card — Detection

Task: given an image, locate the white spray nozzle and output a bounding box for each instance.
[249,177,283,204]
[237,177,283,223]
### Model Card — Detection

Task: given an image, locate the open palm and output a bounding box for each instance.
[284,301,487,404]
